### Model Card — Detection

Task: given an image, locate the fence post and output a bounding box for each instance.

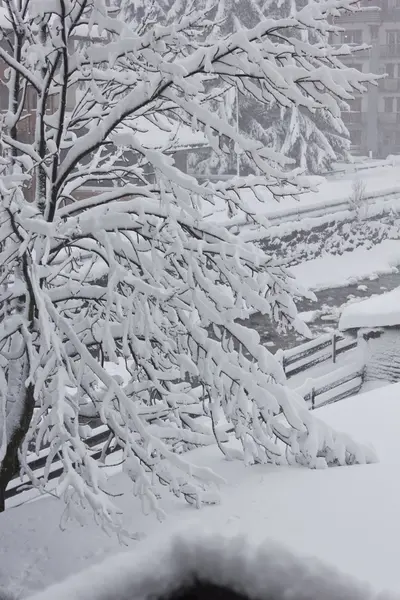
[332,333,337,364]
[311,387,315,410]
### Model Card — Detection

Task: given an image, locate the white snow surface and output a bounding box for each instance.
[292,240,400,291]
[209,160,400,222]
[28,533,388,600]
[3,384,400,597]
[339,287,400,330]
[135,115,207,150]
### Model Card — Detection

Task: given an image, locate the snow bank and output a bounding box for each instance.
[339,288,400,330]
[292,240,400,291]
[27,533,384,600]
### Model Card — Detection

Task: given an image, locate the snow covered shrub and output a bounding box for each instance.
[0,0,377,529]
[261,212,400,266]
[349,179,368,221]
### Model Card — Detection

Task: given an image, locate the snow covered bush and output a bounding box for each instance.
[349,179,368,221]
[0,0,377,529]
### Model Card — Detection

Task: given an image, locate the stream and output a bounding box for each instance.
[244,271,400,353]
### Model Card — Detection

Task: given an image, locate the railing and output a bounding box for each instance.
[5,427,116,502]
[295,362,364,410]
[224,171,400,230]
[5,331,362,503]
[281,333,358,378]
[334,9,380,24]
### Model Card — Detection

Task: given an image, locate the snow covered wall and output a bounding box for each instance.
[340,290,400,382]
[26,533,397,600]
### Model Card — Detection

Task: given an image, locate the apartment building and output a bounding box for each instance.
[334,0,400,157]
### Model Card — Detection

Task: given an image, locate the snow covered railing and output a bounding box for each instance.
[322,157,396,178]
[226,185,400,230]
[295,361,364,410]
[5,333,361,504]
[4,404,210,503]
[282,333,358,378]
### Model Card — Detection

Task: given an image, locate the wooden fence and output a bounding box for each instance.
[282,332,358,378]
[5,332,362,503]
[296,363,364,410]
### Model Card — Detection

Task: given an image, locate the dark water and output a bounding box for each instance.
[245,271,400,353]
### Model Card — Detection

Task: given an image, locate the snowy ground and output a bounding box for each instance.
[209,160,400,222]
[3,383,400,597]
[292,239,400,291]
[4,162,400,598]
[339,286,400,330]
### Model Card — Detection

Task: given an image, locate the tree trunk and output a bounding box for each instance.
[0,382,35,512]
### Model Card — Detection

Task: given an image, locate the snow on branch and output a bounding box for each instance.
[0,0,377,528]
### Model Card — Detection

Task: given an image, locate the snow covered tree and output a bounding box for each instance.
[247,103,351,175]
[0,0,376,528]
[187,0,352,177]
[255,0,352,174]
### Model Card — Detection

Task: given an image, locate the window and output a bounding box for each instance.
[384,97,395,112]
[370,26,379,40]
[341,30,362,44]
[383,131,393,146]
[386,63,395,77]
[328,32,339,45]
[351,130,362,146]
[395,130,400,144]
[396,98,400,112]
[387,31,400,46]
[349,98,362,112]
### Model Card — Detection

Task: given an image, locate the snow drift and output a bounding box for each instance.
[27,533,394,600]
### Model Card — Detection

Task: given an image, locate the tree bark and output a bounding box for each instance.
[0,382,35,511]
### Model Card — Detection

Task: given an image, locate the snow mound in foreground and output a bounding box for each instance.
[27,532,393,600]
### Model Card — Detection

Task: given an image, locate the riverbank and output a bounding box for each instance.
[246,240,400,352]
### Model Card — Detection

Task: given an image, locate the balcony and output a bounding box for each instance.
[342,111,363,124]
[334,9,380,24]
[381,8,400,22]
[378,112,400,124]
[380,45,400,58]
[379,78,400,92]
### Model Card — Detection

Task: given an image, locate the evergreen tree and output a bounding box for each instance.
[188,0,352,177]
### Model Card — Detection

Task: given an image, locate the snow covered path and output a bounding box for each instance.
[2,384,400,597]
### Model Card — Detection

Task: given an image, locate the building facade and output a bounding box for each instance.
[334,0,400,158]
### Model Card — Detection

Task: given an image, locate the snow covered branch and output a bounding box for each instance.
[0,0,376,528]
